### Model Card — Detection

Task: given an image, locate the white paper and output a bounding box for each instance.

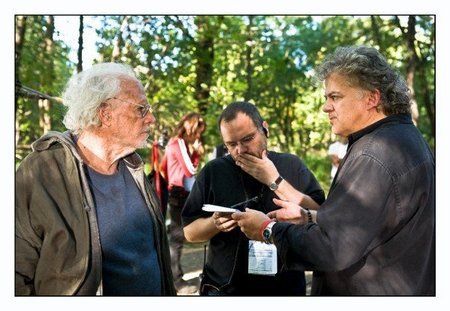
[202,204,240,213]
[248,240,277,275]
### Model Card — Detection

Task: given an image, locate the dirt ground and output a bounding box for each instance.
[179,241,312,296]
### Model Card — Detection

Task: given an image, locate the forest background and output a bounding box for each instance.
[15,15,435,193]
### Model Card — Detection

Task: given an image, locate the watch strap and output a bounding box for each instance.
[305,208,313,224]
[269,175,284,191]
[259,219,273,239]
[273,175,283,185]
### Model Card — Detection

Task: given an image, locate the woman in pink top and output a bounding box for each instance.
[161,112,206,294]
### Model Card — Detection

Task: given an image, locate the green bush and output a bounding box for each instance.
[303,153,331,195]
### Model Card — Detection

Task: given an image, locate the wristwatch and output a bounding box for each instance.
[268,176,284,191]
[262,221,276,244]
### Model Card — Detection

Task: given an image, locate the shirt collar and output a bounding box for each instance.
[348,113,413,146]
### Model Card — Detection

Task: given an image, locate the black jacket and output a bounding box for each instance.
[274,114,435,295]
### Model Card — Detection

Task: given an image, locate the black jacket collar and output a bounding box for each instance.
[348,113,413,146]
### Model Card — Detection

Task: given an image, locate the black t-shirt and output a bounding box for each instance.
[182,151,325,295]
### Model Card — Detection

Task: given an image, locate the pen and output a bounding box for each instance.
[229,196,260,210]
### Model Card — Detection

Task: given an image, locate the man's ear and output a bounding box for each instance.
[366,89,381,110]
[262,121,269,138]
[99,105,112,126]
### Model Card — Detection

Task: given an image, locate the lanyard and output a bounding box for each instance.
[239,171,266,212]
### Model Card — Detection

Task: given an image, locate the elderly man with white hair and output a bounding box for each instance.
[15,63,176,296]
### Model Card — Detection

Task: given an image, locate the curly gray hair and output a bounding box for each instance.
[62,62,137,134]
[315,46,411,115]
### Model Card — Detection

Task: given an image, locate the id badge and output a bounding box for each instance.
[248,240,277,275]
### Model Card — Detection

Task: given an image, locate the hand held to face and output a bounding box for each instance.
[192,139,203,151]
[236,150,279,185]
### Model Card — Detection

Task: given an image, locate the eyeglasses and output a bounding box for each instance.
[224,131,258,150]
[110,97,153,118]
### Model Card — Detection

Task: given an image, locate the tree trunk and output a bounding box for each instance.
[40,15,54,133]
[77,15,84,73]
[394,15,419,125]
[370,16,384,51]
[39,99,52,133]
[15,16,27,81]
[15,16,27,112]
[194,16,221,115]
[15,16,27,147]
[404,16,419,125]
[418,63,436,142]
[244,16,254,101]
[111,16,130,62]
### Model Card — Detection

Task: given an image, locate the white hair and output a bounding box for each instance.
[62,62,137,134]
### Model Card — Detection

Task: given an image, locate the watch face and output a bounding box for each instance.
[269,182,277,191]
[269,176,283,191]
[263,228,271,240]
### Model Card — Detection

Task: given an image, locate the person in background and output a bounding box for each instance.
[15,63,176,295]
[209,143,229,161]
[233,46,435,295]
[182,102,325,296]
[327,135,348,182]
[161,112,206,295]
[149,130,170,218]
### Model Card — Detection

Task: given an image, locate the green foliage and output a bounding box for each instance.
[302,152,332,195]
[15,16,74,161]
[16,15,435,181]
